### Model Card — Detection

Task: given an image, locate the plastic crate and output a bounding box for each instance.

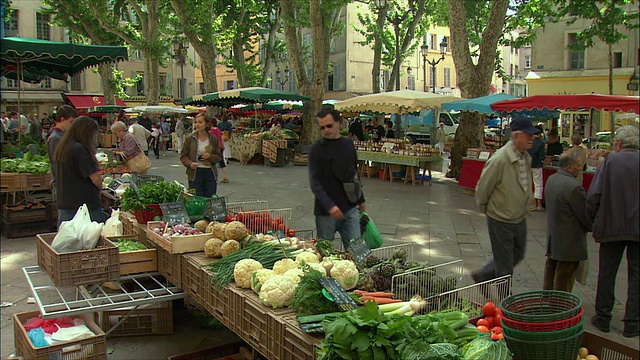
[14,311,107,360]
[581,330,639,360]
[504,330,583,360]
[182,254,207,306]
[166,341,250,360]
[22,173,52,191]
[0,172,22,192]
[156,245,182,288]
[226,200,269,216]
[133,203,163,224]
[2,219,53,239]
[240,292,292,360]
[2,203,50,223]
[100,301,173,338]
[36,233,120,287]
[206,284,246,334]
[500,290,582,323]
[281,315,322,360]
[120,211,137,236]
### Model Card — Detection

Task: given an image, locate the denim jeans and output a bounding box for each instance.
[316,207,361,251]
[58,207,107,228]
[189,167,217,198]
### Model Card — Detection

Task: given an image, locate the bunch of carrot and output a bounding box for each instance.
[353,290,402,305]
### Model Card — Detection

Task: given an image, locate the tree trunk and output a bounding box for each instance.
[97,63,117,126]
[260,9,281,87]
[200,48,219,93]
[371,6,386,93]
[233,40,249,87]
[445,0,509,179]
[608,43,613,95]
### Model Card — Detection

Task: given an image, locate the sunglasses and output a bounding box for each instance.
[319,123,334,130]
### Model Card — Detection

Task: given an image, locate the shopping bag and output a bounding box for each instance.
[576,259,588,285]
[101,209,123,237]
[126,152,151,174]
[51,204,104,253]
[359,211,383,249]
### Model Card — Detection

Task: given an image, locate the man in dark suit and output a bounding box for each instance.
[543,151,592,292]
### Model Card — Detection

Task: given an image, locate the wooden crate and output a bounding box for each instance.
[1,219,53,239]
[582,331,639,360]
[100,301,173,338]
[293,154,308,166]
[0,172,22,192]
[36,233,120,287]
[22,173,52,191]
[2,203,50,223]
[146,221,210,254]
[106,234,157,276]
[14,311,107,360]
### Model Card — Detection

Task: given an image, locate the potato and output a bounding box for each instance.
[578,347,589,358]
[585,355,599,360]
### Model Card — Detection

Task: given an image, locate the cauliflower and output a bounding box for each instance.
[259,275,296,308]
[234,259,263,288]
[224,221,248,241]
[220,240,241,257]
[211,222,227,240]
[295,252,320,264]
[251,269,277,294]
[305,262,327,277]
[272,258,297,275]
[284,268,304,285]
[330,260,359,290]
[204,238,224,258]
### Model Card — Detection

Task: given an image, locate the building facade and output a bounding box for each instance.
[527,5,639,96]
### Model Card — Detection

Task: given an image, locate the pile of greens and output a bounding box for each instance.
[1,156,50,174]
[291,265,340,315]
[113,239,147,252]
[317,302,510,360]
[120,181,183,212]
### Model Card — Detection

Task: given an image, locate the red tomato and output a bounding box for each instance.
[476,319,490,328]
[287,229,296,237]
[482,302,497,317]
[485,316,495,328]
[477,325,490,333]
[494,308,503,317]
[491,326,502,335]
[491,332,504,341]
[494,314,503,327]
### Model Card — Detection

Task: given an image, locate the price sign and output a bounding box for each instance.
[300,323,325,334]
[317,278,358,311]
[107,178,123,192]
[347,237,371,263]
[479,151,491,160]
[273,229,286,239]
[205,197,227,222]
[160,202,191,226]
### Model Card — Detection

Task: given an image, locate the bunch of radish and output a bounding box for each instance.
[476,301,504,341]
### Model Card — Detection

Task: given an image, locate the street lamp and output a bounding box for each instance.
[172,39,189,100]
[407,66,412,90]
[423,39,447,93]
[421,42,429,92]
[275,66,290,91]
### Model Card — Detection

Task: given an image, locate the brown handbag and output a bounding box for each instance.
[125,141,151,174]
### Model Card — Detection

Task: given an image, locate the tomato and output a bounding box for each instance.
[476,319,490,328]
[485,316,495,328]
[494,307,503,317]
[477,325,490,333]
[491,326,502,335]
[482,302,497,317]
[491,332,504,341]
[225,215,234,223]
[287,229,296,237]
[494,314,503,327]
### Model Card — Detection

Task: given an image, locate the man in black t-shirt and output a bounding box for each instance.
[370,117,386,142]
[308,108,365,250]
[138,112,152,132]
[348,117,364,140]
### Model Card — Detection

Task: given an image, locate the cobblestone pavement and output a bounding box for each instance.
[1,151,636,358]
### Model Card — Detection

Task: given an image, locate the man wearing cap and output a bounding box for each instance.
[472,117,540,283]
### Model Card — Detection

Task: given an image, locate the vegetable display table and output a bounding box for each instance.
[356,150,442,186]
[228,137,262,165]
[458,157,487,190]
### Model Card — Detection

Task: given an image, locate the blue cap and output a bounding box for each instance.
[510,116,540,134]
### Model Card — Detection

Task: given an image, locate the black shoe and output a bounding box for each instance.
[591,316,610,333]
[623,329,639,338]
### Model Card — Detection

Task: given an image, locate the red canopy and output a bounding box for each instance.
[64,95,127,109]
[491,94,639,114]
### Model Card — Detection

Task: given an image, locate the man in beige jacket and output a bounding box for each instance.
[472,117,540,283]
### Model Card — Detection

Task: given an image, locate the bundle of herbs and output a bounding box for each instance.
[120,181,183,212]
[205,242,299,290]
[291,265,340,315]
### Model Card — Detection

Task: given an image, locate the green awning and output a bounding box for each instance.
[182,87,310,107]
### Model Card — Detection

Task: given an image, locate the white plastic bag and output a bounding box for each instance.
[51,204,104,253]
[101,209,123,238]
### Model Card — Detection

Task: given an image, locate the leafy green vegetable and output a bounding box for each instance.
[113,240,147,252]
[120,181,184,212]
[461,335,512,360]
[1,157,50,174]
[291,265,339,315]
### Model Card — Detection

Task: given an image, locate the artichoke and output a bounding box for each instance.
[379,262,396,278]
[364,254,381,268]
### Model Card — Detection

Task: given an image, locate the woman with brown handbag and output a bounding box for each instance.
[111,121,151,174]
[180,113,222,197]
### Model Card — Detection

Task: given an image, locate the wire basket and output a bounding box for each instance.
[502,317,584,342]
[501,307,584,332]
[504,330,583,360]
[136,175,165,187]
[183,195,209,222]
[500,290,582,323]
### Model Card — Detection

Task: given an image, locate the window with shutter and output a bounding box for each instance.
[71,73,82,91]
[333,64,340,91]
[4,10,19,37]
[568,33,585,69]
[444,67,451,88]
[408,75,415,90]
[288,71,297,93]
[36,13,51,40]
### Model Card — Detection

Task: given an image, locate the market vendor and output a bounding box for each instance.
[546,128,564,157]
[110,121,147,175]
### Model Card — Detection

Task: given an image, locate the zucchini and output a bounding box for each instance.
[296,312,342,324]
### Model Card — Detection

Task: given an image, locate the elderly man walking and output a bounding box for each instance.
[543,151,592,292]
[587,125,639,338]
[472,117,540,283]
